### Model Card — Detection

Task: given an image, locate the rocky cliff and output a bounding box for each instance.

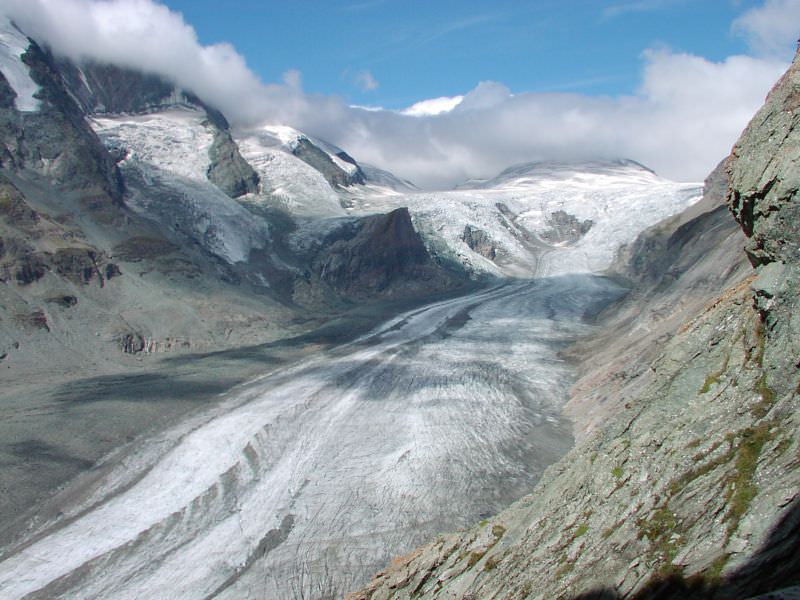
[291,136,366,188]
[349,52,800,600]
[0,42,122,201]
[58,60,260,199]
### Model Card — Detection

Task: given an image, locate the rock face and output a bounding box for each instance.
[206,126,260,198]
[461,225,497,261]
[728,62,800,268]
[540,210,593,245]
[307,207,465,301]
[291,137,366,187]
[349,53,800,600]
[0,44,123,201]
[57,61,177,116]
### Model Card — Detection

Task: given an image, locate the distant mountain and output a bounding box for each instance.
[0,18,466,383]
[458,158,656,189]
[342,158,701,279]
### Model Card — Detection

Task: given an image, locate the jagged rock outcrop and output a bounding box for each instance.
[306,207,463,301]
[0,44,123,202]
[461,225,497,260]
[206,126,260,198]
[728,65,800,269]
[349,53,800,600]
[540,210,593,245]
[291,137,366,188]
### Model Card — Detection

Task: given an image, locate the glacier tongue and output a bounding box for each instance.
[0,276,625,600]
[0,17,41,112]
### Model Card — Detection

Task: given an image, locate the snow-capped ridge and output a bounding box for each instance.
[0,17,41,112]
[342,158,702,278]
[359,163,418,192]
[253,124,362,178]
[463,159,659,190]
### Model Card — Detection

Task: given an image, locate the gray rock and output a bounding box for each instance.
[0,41,123,202]
[206,126,260,198]
[540,210,593,245]
[461,225,497,260]
[291,137,366,188]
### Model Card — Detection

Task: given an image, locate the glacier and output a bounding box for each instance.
[92,109,271,264]
[0,276,625,599]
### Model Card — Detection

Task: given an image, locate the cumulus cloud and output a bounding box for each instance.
[303,51,785,188]
[732,0,800,59]
[0,0,792,189]
[402,95,464,117]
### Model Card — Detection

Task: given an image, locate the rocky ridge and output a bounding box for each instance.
[349,51,800,600]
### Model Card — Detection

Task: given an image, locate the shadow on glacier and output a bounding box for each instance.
[50,274,626,408]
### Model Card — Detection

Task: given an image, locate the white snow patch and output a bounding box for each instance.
[0,17,41,112]
[238,127,346,218]
[92,107,214,181]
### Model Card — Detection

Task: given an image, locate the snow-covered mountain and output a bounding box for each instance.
[92,108,270,264]
[341,159,701,278]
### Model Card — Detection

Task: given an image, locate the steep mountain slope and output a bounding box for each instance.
[0,23,298,378]
[350,52,800,600]
[564,159,751,438]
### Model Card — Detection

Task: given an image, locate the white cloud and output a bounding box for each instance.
[1,0,298,124]
[732,0,800,59]
[354,70,379,92]
[402,95,464,117]
[310,51,786,188]
[0,0,793,189]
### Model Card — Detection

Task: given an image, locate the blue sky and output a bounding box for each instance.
[161,0,768,109]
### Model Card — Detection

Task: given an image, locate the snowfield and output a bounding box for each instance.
[340,159,702,278]
[0,17,40,112]
[91,109,271,264]
[237,126,347,218]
